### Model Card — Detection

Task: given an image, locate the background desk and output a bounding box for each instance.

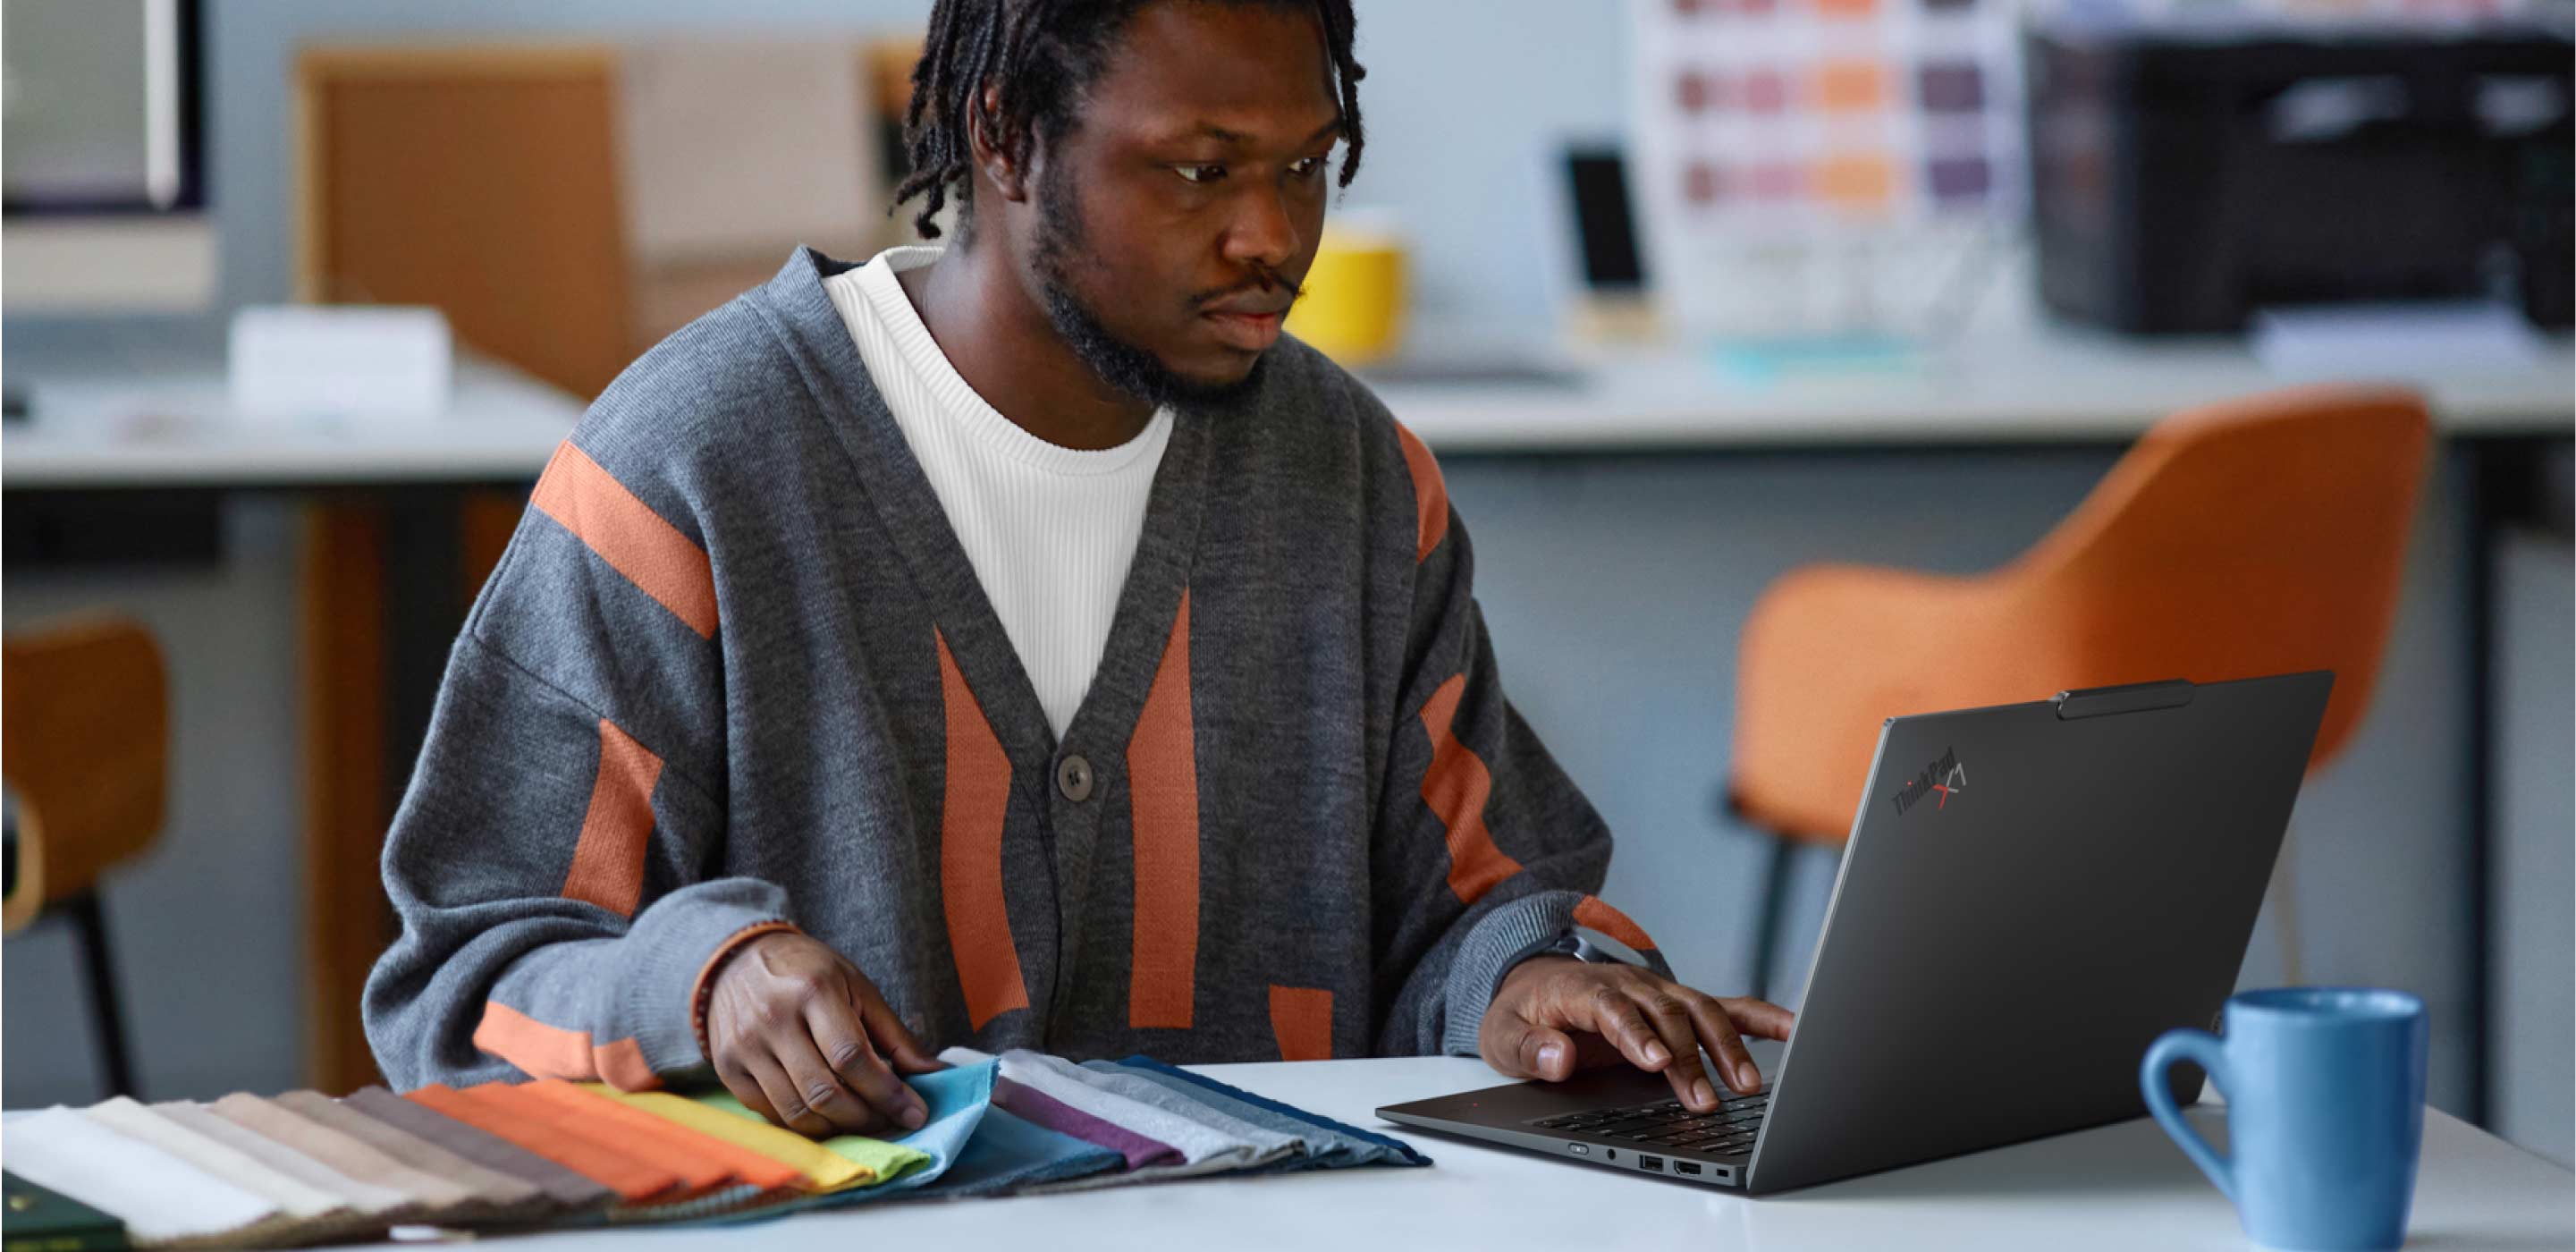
[489,1056,2574,1251]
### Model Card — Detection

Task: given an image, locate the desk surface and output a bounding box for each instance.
[5,328,2569,491]
[493,1055,2570,1252]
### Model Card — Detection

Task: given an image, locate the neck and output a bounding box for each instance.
[899,239,1157,451]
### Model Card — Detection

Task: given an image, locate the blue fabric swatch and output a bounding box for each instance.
[706,1058,999,1225]
[920,1106,1122,1197]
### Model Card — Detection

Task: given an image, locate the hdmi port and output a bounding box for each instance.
[1638,1155,1665,1172]
[1676,1161,1703,1175]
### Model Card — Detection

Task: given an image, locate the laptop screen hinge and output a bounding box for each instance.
[2054,679,2195,719]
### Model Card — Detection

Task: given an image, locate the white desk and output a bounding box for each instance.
[486,1056,2572,1252]
[1370,325,2575,453]
[1,360,582,489]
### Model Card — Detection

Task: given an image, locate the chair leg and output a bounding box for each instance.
[1748,836,1795,1002]
[64,892,139,1099]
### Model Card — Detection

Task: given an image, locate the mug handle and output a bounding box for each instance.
[2141,1028,2236,1201]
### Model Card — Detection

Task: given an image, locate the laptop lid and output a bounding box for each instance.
[1744,672,2332,1194]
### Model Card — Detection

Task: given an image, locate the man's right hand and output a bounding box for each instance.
[704,931,943,1138]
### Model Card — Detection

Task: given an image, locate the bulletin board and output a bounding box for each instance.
[1626,0,2028,339]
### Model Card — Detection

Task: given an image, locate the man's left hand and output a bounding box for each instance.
[1481,957,1795,1115]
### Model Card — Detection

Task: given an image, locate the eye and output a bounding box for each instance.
[1174,164,1228,185]
[1289,155,1330,180]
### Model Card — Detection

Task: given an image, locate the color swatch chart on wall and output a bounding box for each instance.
[1627,0,2028,337]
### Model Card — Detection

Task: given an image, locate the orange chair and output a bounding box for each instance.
[4,617,172,1097]
[1727,385,2432,994]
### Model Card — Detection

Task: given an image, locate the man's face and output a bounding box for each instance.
[1009,1,1341,409]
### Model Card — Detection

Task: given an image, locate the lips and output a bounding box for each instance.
[1202,307,1285,352]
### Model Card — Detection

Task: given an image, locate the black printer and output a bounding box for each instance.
[2025,18,2572,333]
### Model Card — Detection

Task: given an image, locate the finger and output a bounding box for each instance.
[855,989,946,1077]
[1631,986,1720,1112]
[1484,1007,1581,1082]
[714,1053,780,1126]
[1684,990,1761,1096]
[1573,984,1676,1077]
[807,998,925,1131]
[741,1051,833,1139]
[1722,995,1797,1044]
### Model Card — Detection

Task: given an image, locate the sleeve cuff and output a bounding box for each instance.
[1436,891,1585,1057]
[611,883,794,1087]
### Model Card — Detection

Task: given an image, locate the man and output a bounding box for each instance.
[366,0,1791,1141]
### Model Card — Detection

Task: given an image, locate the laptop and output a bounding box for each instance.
[1378,672,2333,1195]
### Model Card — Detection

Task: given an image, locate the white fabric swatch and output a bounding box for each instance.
[83,1096,352,1221]
[2,1106,280,1246]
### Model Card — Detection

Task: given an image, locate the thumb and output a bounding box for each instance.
[1485,1008,1581,1083]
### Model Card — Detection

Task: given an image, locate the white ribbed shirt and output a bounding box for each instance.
[824,246,1172,740]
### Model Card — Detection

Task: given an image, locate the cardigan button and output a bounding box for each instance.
[1056,754,1094,803]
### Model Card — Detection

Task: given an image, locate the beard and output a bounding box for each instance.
[1026,159,1273,415]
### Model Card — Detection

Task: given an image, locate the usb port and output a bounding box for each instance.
[1638,1155,1665,1172]
[1676,1161,1703,1176]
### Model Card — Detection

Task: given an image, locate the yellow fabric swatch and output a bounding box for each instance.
[578,1087,917,1193]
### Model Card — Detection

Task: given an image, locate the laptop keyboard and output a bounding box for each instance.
[1527,1091,1769,1155]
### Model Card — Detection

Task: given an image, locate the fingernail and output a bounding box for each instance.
[1693,1079,1717,1110]
[1539,1042,1567,1071]
[901,1104,926,1129]
[1642,1041,1670,1066]
[1738,1062,1761,1090]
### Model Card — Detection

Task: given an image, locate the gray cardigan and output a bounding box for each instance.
[363,247,1667,1092]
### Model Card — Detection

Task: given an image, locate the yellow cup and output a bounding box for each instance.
[1285,220,1406,366]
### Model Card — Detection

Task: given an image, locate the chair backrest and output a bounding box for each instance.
[1727,385,2431,844]
[2001,385,2430,768]
[3,618,170,931]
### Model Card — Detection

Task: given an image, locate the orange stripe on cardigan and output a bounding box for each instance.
[936,629,1029,1029]
[1573,895,1659,956]
[1269,986,1334,1062]
[1127,589,1201,1030]
[529,441,719,639]
[1418,673,1524,904]
[1393,421,1450,562]
[561,718,661,918]
[470,1001,662,1092]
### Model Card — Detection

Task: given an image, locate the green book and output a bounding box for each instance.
[1,1173,126,1252]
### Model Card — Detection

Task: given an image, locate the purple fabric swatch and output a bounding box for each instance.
[990,1076,1180,1172]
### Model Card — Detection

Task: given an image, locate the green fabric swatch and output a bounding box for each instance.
[694,1095,930,1187]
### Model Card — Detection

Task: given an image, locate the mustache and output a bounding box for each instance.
[1193,266,1305,309]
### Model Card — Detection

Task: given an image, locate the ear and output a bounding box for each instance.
[967,81,1034,204]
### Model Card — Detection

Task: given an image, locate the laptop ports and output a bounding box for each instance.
[1638,1155,1665,1172]
[1675,1161,1703,1176]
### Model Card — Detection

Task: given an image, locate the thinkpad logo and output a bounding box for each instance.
[1890,747,1965,816]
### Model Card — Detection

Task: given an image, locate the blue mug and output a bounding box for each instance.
[2141,988,2429,1251]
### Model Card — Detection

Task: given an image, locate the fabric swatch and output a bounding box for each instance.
[2,1107,284,1248]
[394,1084,667,1203]
[506,1081,736,1197]
[1112,1056,1432,1168]
[207,1094,480,1217]
[299,1087,582,1214]
[1062,1060,1307,1164]
[945,1049,1291,1190]
[921,1105,1121,1197]
[990,1074,1181,1171]
[577,1087,891,1193]
[82,1097,353,1224]
[148,1100,416,1218]
[529,1081,804,1196]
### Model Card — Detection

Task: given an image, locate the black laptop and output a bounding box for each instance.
[1379,673,2331,1195]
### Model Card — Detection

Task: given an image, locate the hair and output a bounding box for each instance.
[892,0,1365,241]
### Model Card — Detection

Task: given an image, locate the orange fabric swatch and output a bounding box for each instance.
[406,1084,680,1203]
[517,1080,802,1196]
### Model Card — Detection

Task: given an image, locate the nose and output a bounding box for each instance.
[1220,182,1300,274]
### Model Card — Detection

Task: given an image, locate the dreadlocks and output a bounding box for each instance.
[891,0,1365,241]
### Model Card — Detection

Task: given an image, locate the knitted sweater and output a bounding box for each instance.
[363,248,1667,1093]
